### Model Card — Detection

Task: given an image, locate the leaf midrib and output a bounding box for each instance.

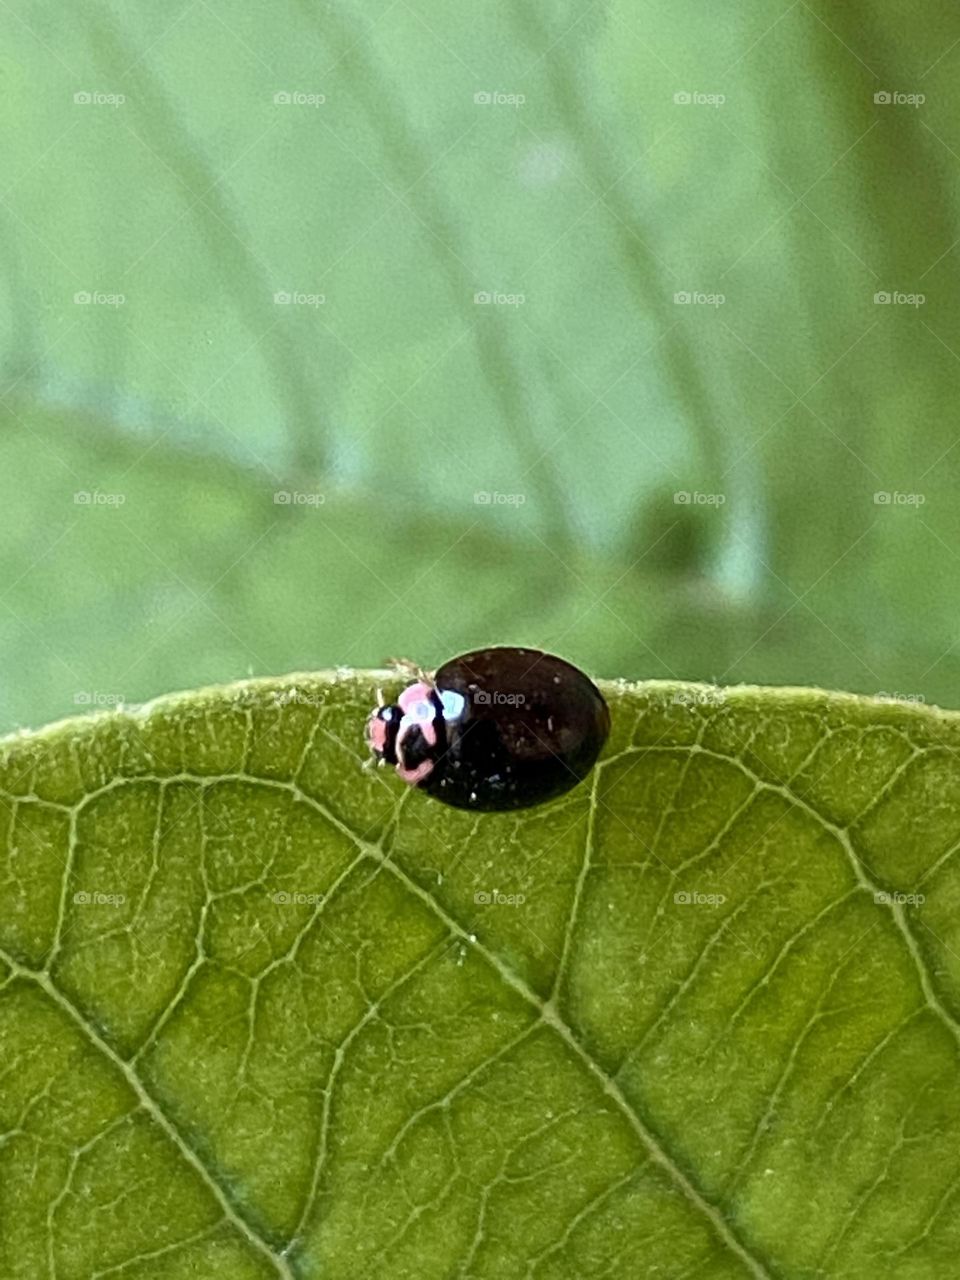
[9,680,957,1277]
[2,761,776,1280]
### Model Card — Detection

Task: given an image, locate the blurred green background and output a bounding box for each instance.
[2,0,959,732]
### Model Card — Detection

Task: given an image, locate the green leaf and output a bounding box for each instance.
[2,674,959,1278]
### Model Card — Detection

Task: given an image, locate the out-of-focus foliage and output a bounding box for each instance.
[2,0,960,730]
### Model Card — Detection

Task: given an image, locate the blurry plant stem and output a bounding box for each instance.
[757,5,955,595]
[294,0,575,554]
[86,9,327,479]
[509,3,727,495]
[0,210,39,396]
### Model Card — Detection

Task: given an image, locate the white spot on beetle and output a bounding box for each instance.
[439,689,466,720]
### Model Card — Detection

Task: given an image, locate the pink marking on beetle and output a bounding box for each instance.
[367,713,388,754]
[397,681,434,712]
[396,759,433,786]
[396,681,438,749]
[417,713,438,749]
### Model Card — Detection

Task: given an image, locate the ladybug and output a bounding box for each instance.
[365,646,610,811]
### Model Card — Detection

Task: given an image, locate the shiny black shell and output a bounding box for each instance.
[420,647,609,811]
